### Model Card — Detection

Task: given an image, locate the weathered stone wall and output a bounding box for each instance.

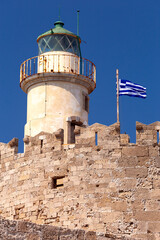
[1,217,127,240]
[0,122,159,240]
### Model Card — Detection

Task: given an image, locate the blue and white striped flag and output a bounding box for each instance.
[119,79,147,98]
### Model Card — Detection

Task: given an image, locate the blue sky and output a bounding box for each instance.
[0,0,159,151]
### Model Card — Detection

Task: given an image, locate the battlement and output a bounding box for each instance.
[2,120,160,159]
[0,122,159,239]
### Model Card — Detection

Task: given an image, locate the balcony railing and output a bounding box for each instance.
[20,54,96,84]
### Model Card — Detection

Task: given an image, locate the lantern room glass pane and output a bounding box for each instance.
[38,34,80,56]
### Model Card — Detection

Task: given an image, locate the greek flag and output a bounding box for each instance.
[119,79,147,98]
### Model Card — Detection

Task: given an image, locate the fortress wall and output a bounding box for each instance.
[0,122,159,239]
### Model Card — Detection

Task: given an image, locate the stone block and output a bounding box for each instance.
[101,212,123,222]
[60,236,75,240]
[134,211,160,221]
[119,179,137,191]
[76,230,85,240]
[110,201,128,212]
[136,221,147,233]
[134,188,150,200]
[131,233,153,240]
[137,157,150,167]
[8,138,19,148]
[118,157,137,167]
[23,136,30,144]
[42,225,59,239]
[19,174,30,181]
[148,189,160,200]
[154,157,160,167]
[125,167,148,178]
[122,146,149,157]
[148,222,160,233]
[149,147,159,157]
[136,124,143,130]
[120,134,130,145]
[153,179,160,188]
[26,233,41,240]
[111,169,126,178]
[84,231,97,240]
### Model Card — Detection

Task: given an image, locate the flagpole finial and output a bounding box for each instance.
[116,69,119,75]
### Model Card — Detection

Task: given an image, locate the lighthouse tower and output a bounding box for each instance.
[20,20,96,144]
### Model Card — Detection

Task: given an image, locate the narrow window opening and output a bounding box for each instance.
[51,176,64,189]
[41,140,43,148]
[157,130,159,144]
[85,96,89,112]
[82,92,89,112]
[70,123,75,144]
[95,132,98,146]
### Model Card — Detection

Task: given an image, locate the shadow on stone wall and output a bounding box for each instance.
[0,217,132,240]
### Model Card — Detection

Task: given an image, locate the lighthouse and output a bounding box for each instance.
[20,20,96,144]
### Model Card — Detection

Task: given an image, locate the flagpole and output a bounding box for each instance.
[116,69,119,123]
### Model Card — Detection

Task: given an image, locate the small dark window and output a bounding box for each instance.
[51,176,64,189]
[85,96,89,112]
[40,140,43,154]
[82,92,89,112]
[41,140,43,148]
[70,123,75,144]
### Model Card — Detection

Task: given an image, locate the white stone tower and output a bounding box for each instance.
[20,20,96,144]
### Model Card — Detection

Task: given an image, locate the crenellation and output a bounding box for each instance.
[136,121,160,146]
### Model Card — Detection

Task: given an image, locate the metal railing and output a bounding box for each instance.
[20,54,96,84]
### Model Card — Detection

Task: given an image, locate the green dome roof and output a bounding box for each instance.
[37,21,80,42]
